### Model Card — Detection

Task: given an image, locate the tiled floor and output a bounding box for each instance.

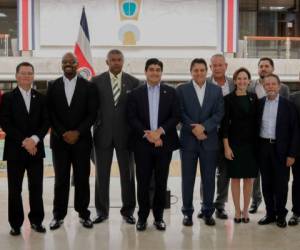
[0,175,299,250]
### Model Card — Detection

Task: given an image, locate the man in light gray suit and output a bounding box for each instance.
[177,58,224,226]
[248,57,290,214]
[199,54,235,220]
[92,49,140,224]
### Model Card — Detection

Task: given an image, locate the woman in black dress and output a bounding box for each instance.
[221,67,258,223]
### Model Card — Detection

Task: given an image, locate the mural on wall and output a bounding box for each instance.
[118,0,142,45]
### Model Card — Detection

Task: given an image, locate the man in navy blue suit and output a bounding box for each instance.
[177,58,224,226]
[257,74,299,228]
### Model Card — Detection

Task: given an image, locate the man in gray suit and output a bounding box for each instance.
[248,57,290,214]
[92,49,140,224]
[199,54,235,220]
[177,58,224,226]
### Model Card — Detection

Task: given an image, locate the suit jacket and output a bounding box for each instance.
[248,79,290,99]
[177,80,224,151]
[47,76,98,148]
[207,76,235,94]
[127,83,180,152]
[92,71,140,149]
[258,96,299,161]
[0,87,49,161]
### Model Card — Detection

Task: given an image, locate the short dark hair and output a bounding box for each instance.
[145,58,163,71]
[107,49,124,59]
[263,73,281,85]
[190,58,208,72]
[233,67,251,81]
[258,57,274,68]
[16,62,34,73]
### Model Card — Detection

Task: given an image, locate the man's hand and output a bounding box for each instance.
[63,130,80,145]
[224,145,234,160]
[154,138,163,147]
[191,124,205,138]
[196,133,207,141]
[144,128,164,144]
[286,157,295,167]
[22,138,37,156]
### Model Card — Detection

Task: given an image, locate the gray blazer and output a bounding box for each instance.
[92,71,140,149]
[207,76,235,95]
[177,80,224,151]
[248,79,290,99]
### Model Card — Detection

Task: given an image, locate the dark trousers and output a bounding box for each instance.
[181,146,218,218]
[292,157,300,215]
[251,172,263,206]
[7,159,44,229]
[134,145,172,222]
[94,146,136,217]
[259,140,290,218]
[52,142,91,220]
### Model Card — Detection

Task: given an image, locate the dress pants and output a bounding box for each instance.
[292,156,300,215]
[7,158,44,229]
[134,145,172,222]
[181,145,218,218]
[94,145,136,217]
[259,139,290,218]
[52,142,91,220]
[251,172,263,206]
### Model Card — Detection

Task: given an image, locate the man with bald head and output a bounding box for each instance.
[47,52,98,230]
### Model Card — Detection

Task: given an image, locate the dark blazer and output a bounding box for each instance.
[47,76,98,148]
[92,71,140,149]
[177,81,224,151]
[127,83,180,152]
[258,96,299,161]
[0,87,49,160]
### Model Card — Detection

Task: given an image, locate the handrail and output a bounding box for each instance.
[244,36,300,41]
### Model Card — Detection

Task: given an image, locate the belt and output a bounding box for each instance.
[260,137,276,144]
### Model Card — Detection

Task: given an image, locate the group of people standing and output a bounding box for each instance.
[0,50,299,236]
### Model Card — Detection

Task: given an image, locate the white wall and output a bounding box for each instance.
[34,0,221,58]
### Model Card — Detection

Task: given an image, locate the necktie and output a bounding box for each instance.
[112,76,120,106]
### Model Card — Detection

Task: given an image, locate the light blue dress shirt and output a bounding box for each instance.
[260,95,279,139]
[147,83,160,131]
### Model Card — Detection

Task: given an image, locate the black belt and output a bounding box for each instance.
[260,137,276,144]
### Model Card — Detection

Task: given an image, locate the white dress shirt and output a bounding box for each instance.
[63,75,77,106]
[260,95,279,139]
[193,80,206,106]
[255,80,266,99]
[212,78,230,96]
[18,86,39,144]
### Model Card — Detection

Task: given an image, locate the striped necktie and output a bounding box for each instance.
[112,76,121,106]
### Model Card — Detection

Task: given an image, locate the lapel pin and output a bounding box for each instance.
[163,90,167,94]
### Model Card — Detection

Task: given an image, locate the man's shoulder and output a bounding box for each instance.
[176,81,192,91]
[92,71,109,82]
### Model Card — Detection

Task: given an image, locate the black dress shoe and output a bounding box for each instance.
[197,211,204,219]
[93,215,108,224]
[203,216,216,226]
[276,217,287,228]
[183,216,193,226]
[123,215,136,225]
[215,209,228,219]
[249,201,261,214]
[49,218,64,230]
[80,218,93,228]
[31,224,46,233]
[10,228,21,236]
[258,216,276,225]
[153,220,166,231]
[288,214,299,226]
[136,220,147,231]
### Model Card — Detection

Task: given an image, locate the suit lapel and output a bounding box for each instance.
[29,89,38,115]
[15,87,30,116]
[201,82,211,113]
[258,97,266,126]
[59,77,70,109]
[188,81,202,110]
[142,84,151,129]
[158,84,168,126]
[70,77,81,108]
[275,97,283,137]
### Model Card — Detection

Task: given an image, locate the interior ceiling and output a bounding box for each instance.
[240,0,296,10]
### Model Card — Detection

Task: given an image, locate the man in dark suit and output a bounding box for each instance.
[177,58,224,226]
[47,52,98,230]
[92,49,139,224]
[127,58,180,231]
[0,62,49,235]
[248,57,290,214]
[257,74,299,228]
[283,91,300,226]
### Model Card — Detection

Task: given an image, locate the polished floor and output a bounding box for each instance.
[0,175,299,250]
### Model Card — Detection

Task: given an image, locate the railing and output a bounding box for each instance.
[0,34,9,56]
[243,36,300,59]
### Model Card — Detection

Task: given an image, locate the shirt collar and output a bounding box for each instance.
[147,82,161,89]
[193,80,206,89]
[63,75,77,83]
[109,71,122,80]
[212,77,228,86]
[266,94,279,102]
[18,86,32,95]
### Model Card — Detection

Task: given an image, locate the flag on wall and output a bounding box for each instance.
[18,0,35,51]
[222,0,239,53]
[74,7,95,80]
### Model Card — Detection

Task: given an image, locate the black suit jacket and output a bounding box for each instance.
[47,76,98,148]
[258,96,299,161]
[0,87,49,161]
[127,83,180,152]
[92,71,140,149]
